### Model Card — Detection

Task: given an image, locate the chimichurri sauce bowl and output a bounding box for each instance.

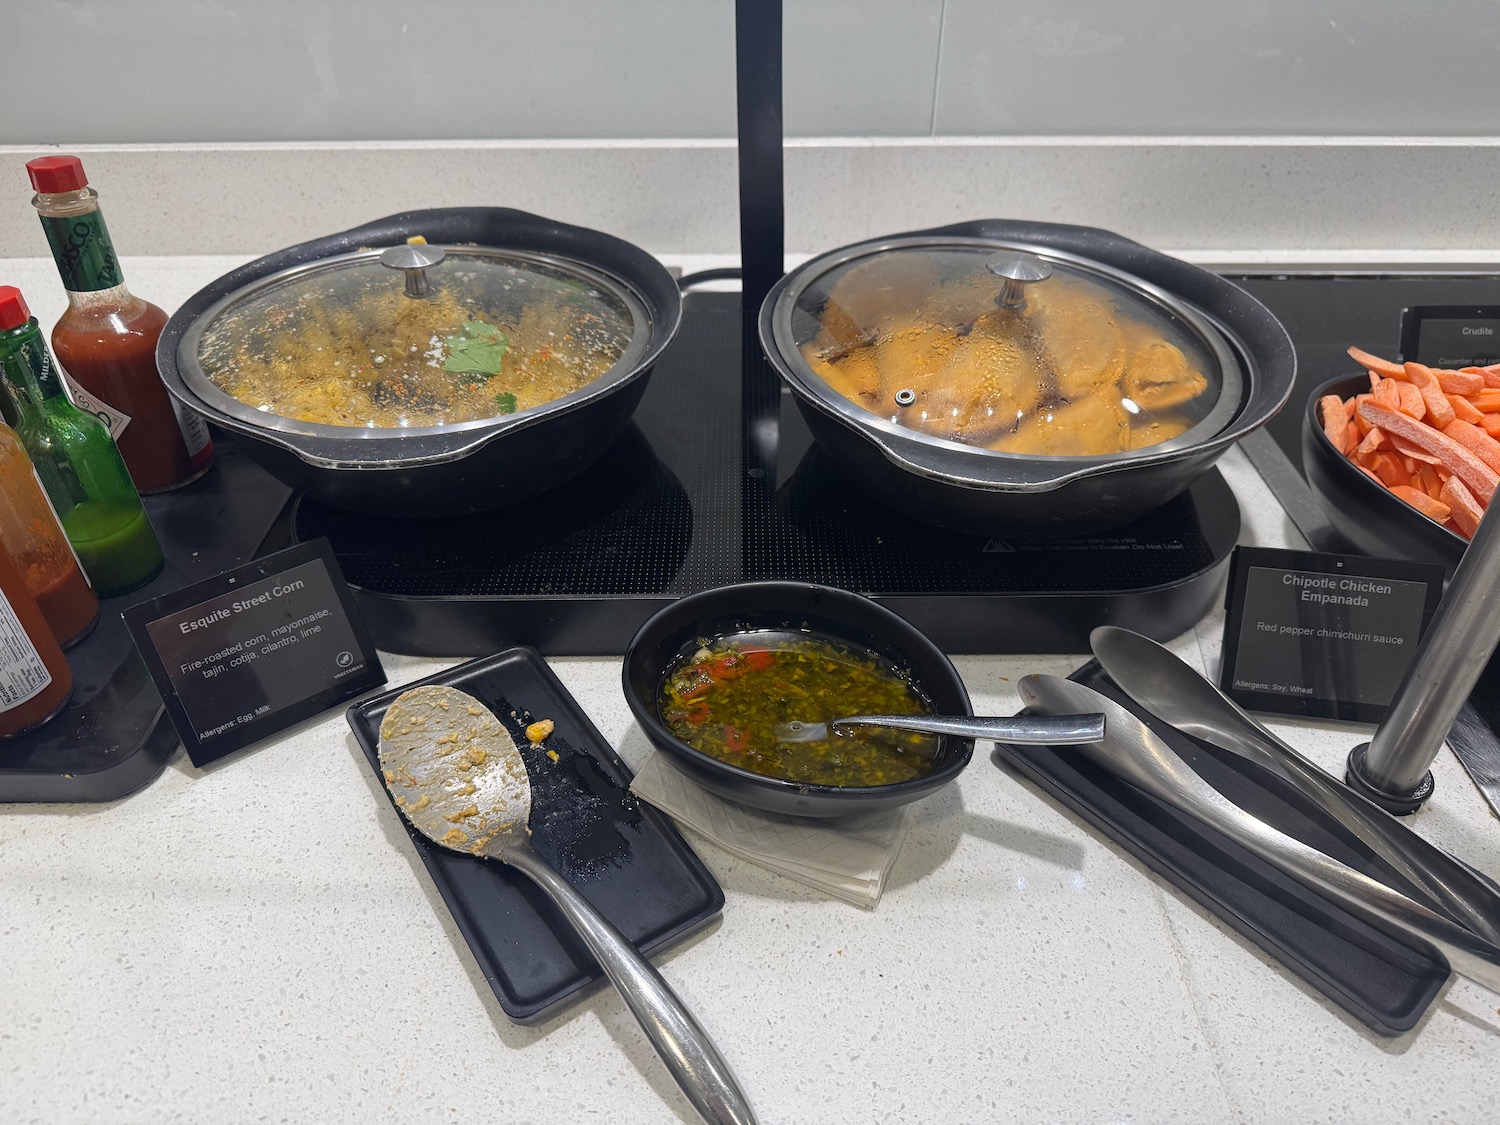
[623,582,973,817]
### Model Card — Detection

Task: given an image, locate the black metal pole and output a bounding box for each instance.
[734,0,786,579]
[735,0,785,318]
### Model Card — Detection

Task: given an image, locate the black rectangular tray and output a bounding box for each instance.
[996,661,1449,1036]
[346,647,724,1024]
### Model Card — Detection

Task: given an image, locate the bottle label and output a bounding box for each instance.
[0,591,52,709]
[31,467,90,589]
[39,210,121,293]
[171,399,213,460]
[61,370,131,441]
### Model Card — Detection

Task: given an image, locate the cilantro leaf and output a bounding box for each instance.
[443,320,508,378]
[494,391,517,414]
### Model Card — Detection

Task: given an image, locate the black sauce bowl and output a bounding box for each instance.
[622,582,974,818]
[1302,373,1466,575]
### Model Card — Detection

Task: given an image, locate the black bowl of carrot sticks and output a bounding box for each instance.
[1300,345,1500,574]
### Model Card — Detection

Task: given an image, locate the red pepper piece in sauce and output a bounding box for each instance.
[673,666,715,701]
[709,653,746,681]
[723,725,748,752]
[739,649,776,672]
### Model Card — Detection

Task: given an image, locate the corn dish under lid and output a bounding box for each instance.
[186,242,651,434]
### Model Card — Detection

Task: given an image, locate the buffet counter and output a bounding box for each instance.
[2,254,1499,1125]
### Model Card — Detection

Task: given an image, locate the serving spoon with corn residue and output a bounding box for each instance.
[378,684,758,1125]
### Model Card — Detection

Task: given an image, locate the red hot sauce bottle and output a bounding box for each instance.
[27,154,213,493]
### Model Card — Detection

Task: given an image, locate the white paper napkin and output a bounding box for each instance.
[629,751,912,908]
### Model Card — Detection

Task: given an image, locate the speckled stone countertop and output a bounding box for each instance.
[2,254,1499,1125]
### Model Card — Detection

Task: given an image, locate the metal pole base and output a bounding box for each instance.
[1345,742,1435,815]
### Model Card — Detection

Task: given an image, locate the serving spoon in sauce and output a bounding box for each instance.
[775,712,1105,748]
[378,684,758,1125]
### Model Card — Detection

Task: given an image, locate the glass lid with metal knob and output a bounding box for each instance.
[181,238,652,436]
[772,237,1242,458]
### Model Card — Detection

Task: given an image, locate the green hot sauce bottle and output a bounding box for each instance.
[0,286,162,596]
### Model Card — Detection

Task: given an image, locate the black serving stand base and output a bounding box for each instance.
[294,293,1241,656]
[0,436,291,803]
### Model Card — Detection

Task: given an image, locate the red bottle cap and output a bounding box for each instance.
[0,287,31,331]
[26,155,88,194]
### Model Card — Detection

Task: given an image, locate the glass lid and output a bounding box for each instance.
[780,240,1237,458]
[189,240,649,432]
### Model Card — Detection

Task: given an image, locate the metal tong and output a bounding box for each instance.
[1021,673,1500,997]
[1088,626,1500,949]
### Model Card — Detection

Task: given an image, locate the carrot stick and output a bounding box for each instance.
[1386,433,1441,464]
[1450,393,1487,425]
[1373,453,1411,488]
[1318,395,1347,449]
[1441,476,1484,538]
[1471,390,1500,412]
[1438,370,1485,395]
[1374,378,1402,410]
[1397,381,1426,419]
[1391,485,1452,524]
[1442,418,1500,475]
[1482,414,1500,439]
[1356,425,1387,458]
[1357,400,1499,503]
[1406,363,1457,428]
[1417,461,1444,499]
[1349,345,1407,378]
[1343,420,1361,455]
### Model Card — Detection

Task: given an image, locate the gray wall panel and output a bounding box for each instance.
[6,2,1498,145]
[936,1,1500,135]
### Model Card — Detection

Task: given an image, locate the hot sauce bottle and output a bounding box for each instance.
[0,541,72,739]
[27,154,213,492]
[0,421,98,647]
[0,286,163,597]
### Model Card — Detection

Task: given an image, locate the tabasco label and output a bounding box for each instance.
[171,399,214,467]
[61,370,131,441]
[39,210,122,293]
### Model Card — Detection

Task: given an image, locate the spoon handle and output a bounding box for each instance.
[502,841,758,1125]
[836,713,1106,744]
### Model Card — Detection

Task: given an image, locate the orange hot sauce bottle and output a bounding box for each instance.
[0,540,72,739]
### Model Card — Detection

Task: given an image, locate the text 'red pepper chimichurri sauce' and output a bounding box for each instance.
[657,629,938,787]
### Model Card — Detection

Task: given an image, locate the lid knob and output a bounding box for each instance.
[987,251,1052,310]
[379,242,447,298]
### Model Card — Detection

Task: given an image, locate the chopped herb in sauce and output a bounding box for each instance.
[658,629,938,787]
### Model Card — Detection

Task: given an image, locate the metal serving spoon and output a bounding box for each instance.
[1089,625,1500,947]
[1020,673,1500,996]
[378,685,758,1125]
[774,712,1105,748]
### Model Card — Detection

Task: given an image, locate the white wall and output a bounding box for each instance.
[9,1,1500,145]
